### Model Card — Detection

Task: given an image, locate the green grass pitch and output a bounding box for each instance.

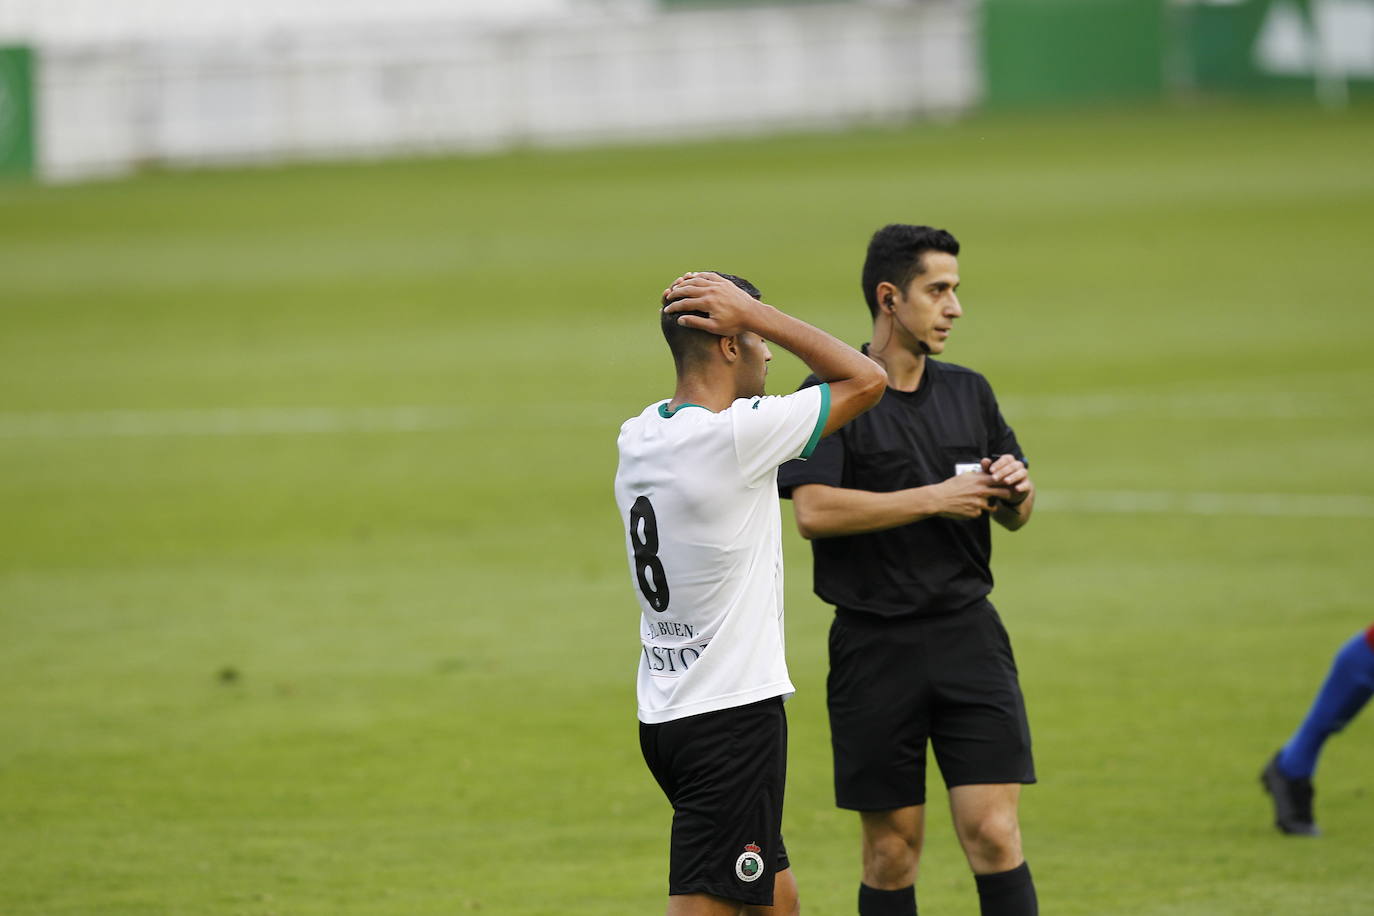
[2,101,1373,914]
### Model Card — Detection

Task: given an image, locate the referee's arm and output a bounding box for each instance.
[792,469,1019,539]
[992,484,1035,532]
[791,472,1005,538]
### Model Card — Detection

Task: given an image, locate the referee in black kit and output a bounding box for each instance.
[778,225,1039,916]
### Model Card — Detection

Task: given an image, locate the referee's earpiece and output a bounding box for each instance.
[884,295,895,312]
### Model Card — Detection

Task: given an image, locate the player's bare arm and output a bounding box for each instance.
[791,470,1015,540]
[984,454,1035,531]
[664,271,886,434]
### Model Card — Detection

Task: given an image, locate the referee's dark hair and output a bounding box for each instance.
[861,224,960,318]
[661,272,762,369]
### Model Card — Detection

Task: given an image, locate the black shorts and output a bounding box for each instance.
[827,602,1035,811]
[639,696,790,906]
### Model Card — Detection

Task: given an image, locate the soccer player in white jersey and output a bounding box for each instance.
[616,271,886,916]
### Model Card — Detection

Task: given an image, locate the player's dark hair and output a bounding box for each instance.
[861,224,960,318]
[660,272,762,369]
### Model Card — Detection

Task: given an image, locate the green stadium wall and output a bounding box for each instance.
[0,45,36,179]
[1184,0,1374,99]
[982,0,1374,109]
[982,0,1166,107]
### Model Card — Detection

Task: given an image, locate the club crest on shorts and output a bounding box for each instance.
[735,842,764,882]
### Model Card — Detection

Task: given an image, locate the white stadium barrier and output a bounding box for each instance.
[0,0,979,181]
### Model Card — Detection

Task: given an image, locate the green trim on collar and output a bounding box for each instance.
[658,402,709,418]
[799,383,831,459]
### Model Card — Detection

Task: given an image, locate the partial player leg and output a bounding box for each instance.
[742,867,799,916]
[857,806,923,915]
[1264,626,1374,835]
[924,607,1037,914]
[949,784,1023,873]
[861,806,925,887]
[666,892,746,916]
[949,784,1037,916]
[1276,628,1374,780]
[826,613,932,916]
[645,699,792,912]
[667,868,799,916]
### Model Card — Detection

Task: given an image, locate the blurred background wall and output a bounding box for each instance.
[0,0,977,182]
[0,0,1370,182]
[982,0,1374,108]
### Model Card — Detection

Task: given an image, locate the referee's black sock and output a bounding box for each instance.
[858,882,916,915]
[974,861,1037,916]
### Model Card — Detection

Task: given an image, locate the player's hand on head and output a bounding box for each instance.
[661,274,694,303]
[662,271,762,336]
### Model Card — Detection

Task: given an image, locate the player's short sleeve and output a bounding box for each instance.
[777,375,842,497]
[730,383,831,487]
[777,425,844,497]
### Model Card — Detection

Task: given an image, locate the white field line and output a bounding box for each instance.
[2,386,1370,440]
[1000,390,1373,420]
[1,409,1370,518]
[1042,490,1374,519]
[0,407,472,439]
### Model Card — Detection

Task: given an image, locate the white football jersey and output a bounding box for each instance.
[614,384,831,724]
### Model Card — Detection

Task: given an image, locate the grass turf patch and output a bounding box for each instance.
[2,100,1373,914]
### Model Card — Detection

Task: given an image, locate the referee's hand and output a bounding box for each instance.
[983,455,1031,506]
[932,471,1014,519]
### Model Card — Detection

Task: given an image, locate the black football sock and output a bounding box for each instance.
[858,882,916,916]
[974,862,1037,916]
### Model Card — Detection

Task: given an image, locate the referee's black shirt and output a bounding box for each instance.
[778,357,1025,621]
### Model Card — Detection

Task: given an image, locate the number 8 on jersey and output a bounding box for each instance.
[630,495,670,612]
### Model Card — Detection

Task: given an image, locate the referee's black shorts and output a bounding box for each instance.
[827,601,1035,811]
[639,696,790,906]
